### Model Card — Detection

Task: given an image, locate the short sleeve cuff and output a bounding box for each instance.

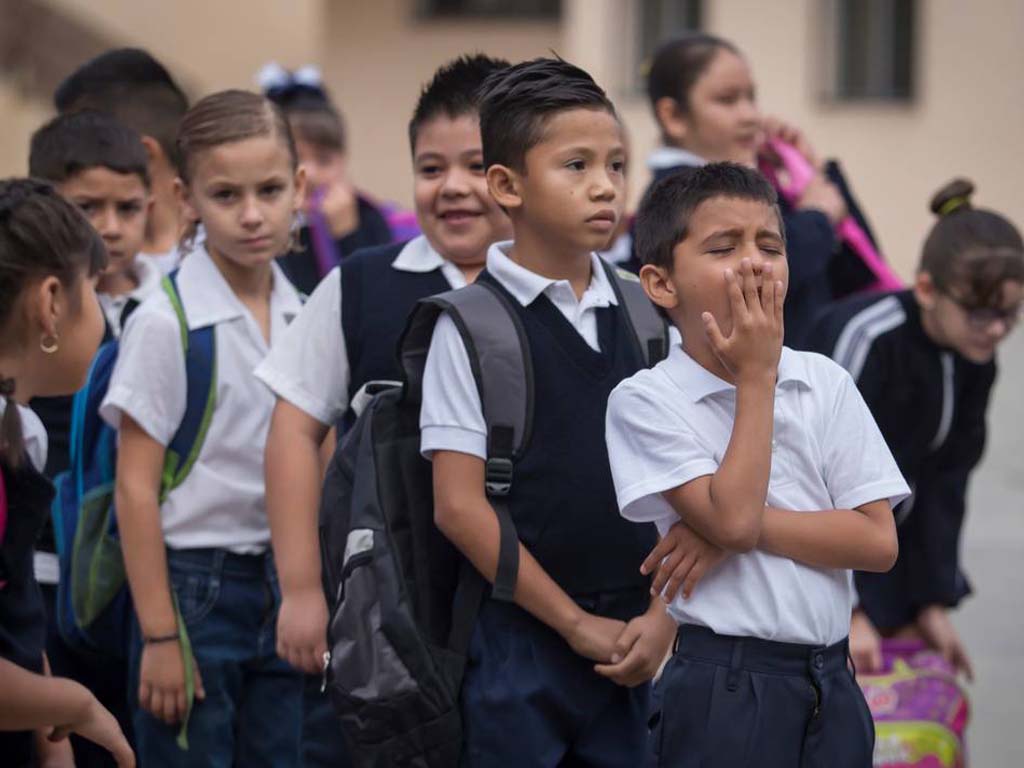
[253,362,338,427]
[100,385,175,446]
[420,425,486,461]
[616,458,719,522]
[833,479,911,512]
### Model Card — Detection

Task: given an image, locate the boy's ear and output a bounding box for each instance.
[639,263,681,312]
[654,97,689,146]
[174,177,199,227]
[292,165,308,213]
[913,271,939,311]
[139,135,170,173]
[486,164,523,211]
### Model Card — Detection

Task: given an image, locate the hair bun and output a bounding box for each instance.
[930,178,975,217]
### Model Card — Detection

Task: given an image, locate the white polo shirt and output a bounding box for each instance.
[419,241,628,460]
[606,344,909,646]
[100,245,302,554]
[255,235,467,426]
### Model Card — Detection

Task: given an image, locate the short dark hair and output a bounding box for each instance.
[408,54,510,153]
[29,111,150,188]
[54,48,189,169]
[647,34,740,118]
[922,178,1024,307]
[478,57,616,172]
[635,162,781,270]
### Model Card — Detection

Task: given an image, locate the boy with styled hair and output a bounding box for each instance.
[55,48,189,273]
[606,163,908,766]
[420,57,675,766]
[256,54,512,768]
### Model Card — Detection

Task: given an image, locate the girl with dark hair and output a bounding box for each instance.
[101,90,306,766]
[0,178,133,767]
[639,33,882,347]
[259,63,399,293]
[809,179,1024,677]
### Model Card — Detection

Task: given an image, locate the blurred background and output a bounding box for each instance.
[3,0,1023,276]
[2,1,1022,763]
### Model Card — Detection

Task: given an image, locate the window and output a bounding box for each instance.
[820,0,916,102]
[628,0,703,93]
[416,0,560,19]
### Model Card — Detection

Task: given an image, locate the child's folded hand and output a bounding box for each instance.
[642,521,728,603]
[703,258,784,383]
[594,605,676,687]
[849,609,883,676]
[916,605,974,682]
[565,612,627,664]
[276,587,330,676]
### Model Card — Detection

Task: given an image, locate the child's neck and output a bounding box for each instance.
[681,333,736,385]
[207,247,274,302]
[507,223,593,300]
[96,266,139,299]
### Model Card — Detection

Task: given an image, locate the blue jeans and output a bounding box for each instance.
[129,548,303,768]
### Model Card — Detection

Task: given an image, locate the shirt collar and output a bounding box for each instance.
[390,235,447,273]
[647,146,707,172]
[485,240,620,308]
[666,344,812,403]
[175,245,302,330]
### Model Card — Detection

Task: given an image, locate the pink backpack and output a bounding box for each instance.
[858,639,970,767]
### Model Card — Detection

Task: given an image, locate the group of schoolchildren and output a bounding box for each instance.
[0,29,1021,768]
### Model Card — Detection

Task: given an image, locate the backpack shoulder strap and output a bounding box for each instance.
[400,281,529,602]
[159,272,217,500]
[599,258,670,367]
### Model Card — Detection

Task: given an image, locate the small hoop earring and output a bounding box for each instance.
[40,334,59,354]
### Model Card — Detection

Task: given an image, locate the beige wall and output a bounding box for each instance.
[322,0,561,208]
[0,80,51,177]
[569,0,1024,278]
[1,0,323,178]
[3,0,1020,281]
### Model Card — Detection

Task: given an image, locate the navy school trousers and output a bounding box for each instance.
[461,592,651,768]
[649,625,874,768]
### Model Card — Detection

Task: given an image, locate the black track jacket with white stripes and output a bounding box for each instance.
[807,289,996,629]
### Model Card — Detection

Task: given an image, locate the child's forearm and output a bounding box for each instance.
[0,657,93,731]
[708,377,774,533]
[433,452,583,640]
[116,479,177,637]
[758,501,897,572]
[265,402,329,597]
[671,377,774,551]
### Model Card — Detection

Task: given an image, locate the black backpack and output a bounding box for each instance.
[318,260,668,767]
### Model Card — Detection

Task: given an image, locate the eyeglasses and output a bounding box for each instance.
[943,293,1023,331]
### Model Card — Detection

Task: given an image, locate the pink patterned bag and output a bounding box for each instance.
[858,639,969,767]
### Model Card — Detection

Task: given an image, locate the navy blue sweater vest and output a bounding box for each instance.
[476,271,655,613]
[340,242,451,410]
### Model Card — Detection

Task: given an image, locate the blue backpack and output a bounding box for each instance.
[52,272,217,659]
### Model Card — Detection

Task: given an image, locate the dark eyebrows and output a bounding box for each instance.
[756,227,784,245]
[699,227,744,247]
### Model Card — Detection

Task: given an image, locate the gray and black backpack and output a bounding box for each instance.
[318,260,668,767]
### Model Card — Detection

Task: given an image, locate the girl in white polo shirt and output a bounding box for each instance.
[101,91,306,767]
[606,164,909,767]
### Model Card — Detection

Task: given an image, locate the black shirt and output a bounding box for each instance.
[807,290,995,628]
[0,457,54,765]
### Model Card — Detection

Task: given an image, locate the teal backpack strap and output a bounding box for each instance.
[599,258,670,367]
[158,272,216,750]
[159,274,217,500]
